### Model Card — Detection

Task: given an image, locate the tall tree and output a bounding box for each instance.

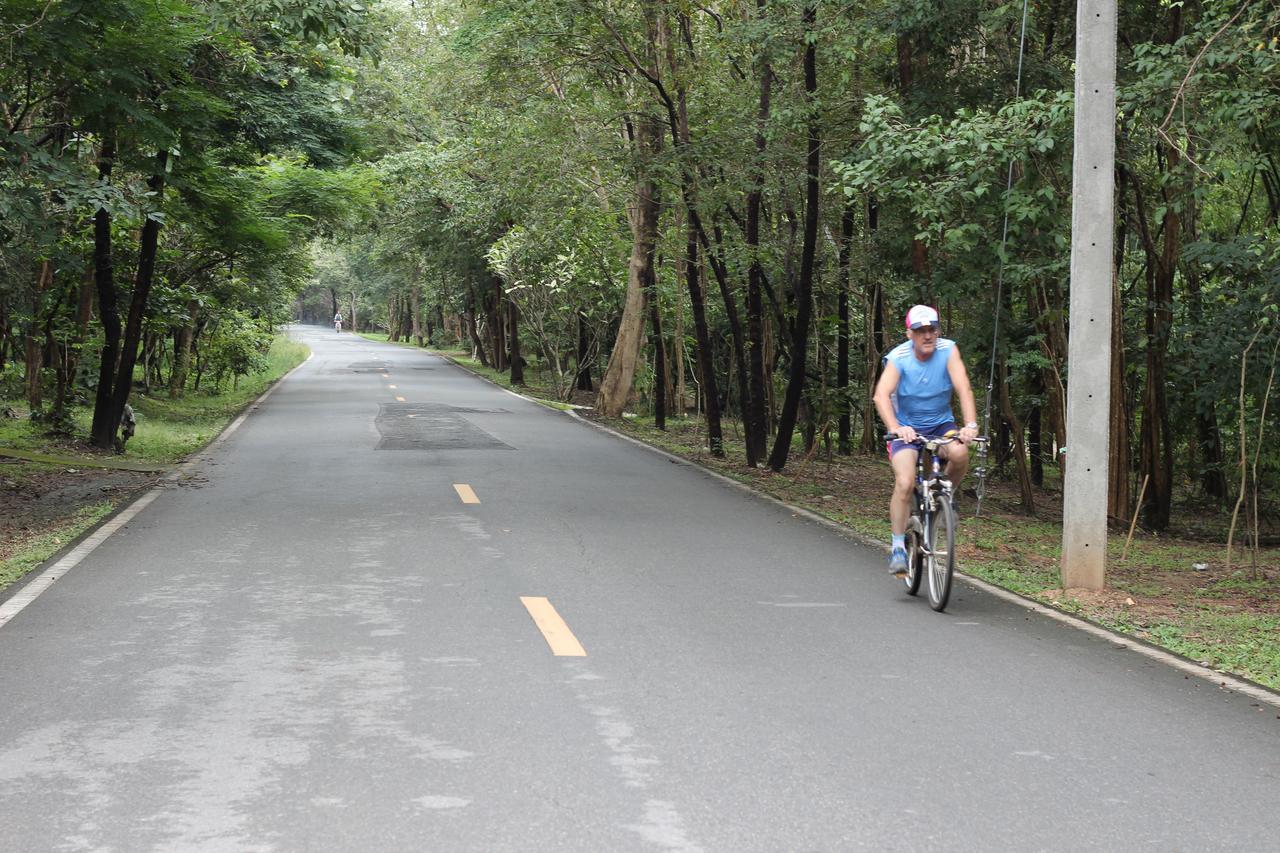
[768,2,819,471]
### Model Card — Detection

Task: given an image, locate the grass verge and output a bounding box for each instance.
[0,501,114,589]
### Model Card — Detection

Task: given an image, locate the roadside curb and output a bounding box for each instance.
[0,349,314,629]
[563,410,1280,711]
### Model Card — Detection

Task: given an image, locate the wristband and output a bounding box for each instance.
[964,422,978,429]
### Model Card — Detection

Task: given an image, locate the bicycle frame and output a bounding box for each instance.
[915,438,952,514]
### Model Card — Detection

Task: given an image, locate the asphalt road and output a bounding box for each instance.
[1,325,1277,852]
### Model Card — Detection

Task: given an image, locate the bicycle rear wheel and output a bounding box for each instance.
[903,517,923,596]
[925,494,955,611]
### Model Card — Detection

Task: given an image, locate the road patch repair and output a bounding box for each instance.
[374,401,512,451]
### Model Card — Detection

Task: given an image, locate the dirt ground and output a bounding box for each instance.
[0,460,156,563]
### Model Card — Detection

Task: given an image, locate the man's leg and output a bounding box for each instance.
[890,448,918,535]
[942,441,969,484]
[888,448,917,574]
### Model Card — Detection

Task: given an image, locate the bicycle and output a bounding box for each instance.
[886,432,987,612]
[334,318,343,333]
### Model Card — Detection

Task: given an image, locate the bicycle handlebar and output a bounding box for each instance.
[884,432,988,444]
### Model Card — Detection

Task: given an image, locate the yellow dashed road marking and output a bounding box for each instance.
[388,384,397,389]
[453,484,480,504]
[520,597,587,657]
[395,396,406,402]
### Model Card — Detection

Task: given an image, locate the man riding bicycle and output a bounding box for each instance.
[334,312,343,333]
[872,305,979,576]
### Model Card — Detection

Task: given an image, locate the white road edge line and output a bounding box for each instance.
[565,410,1280,711]
[0,350,315,632]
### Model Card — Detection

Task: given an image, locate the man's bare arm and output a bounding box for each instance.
[947,346,979,439]
[873,361,908,437]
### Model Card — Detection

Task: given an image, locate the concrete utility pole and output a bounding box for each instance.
[1061,0,1118,589]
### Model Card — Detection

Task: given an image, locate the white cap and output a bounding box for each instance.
[905,304,939,330]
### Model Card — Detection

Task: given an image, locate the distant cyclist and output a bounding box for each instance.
[334,312,343,333]
[872,305,978,575]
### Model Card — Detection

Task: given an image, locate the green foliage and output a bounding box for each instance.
[204,312,273,386]
[0,0,381,438]
[8,0,1275,531]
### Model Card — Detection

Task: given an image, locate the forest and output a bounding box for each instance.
[3,0,1279,538]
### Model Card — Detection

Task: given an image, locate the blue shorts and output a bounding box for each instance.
[886,422,958,458]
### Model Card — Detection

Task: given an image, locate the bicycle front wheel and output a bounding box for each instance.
[925,495,956,611]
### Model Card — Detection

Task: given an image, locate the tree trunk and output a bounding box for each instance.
[744,2,772,464]
[575,312,593,391]
[50,268,95,427]
[387,292,400,341]
[673,288,686,413]
[1108,180,1132,523]
[999,359,1036,514]
[597,108,661,417]
[685,220,722,455]
[106,153,169,444]
[1107,267,1131,523]
[1140,279,1174,529]
[1182,140,1228,500]
[653,10,746,457]
[487,275,507,371]
[1028,401,1044,486]
[0,298,10,371]
[140,331,158,393]
[647,257,665,430]
[837,200,854,454]
[90,138,122,449]
[170,324,195,397]
[466,309,488,365]
[1139,162,1178,531]
[509,297,524,385]
[411,287,424,347]
[768,4,819,471]
[169,300,198,398]
[25,260,53,411]
[861,201,885,452]
[1134,11,1185,530]
[661,333,675,418]
[697,219,753,461]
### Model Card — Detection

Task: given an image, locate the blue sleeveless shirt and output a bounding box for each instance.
[885,338,955,430]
